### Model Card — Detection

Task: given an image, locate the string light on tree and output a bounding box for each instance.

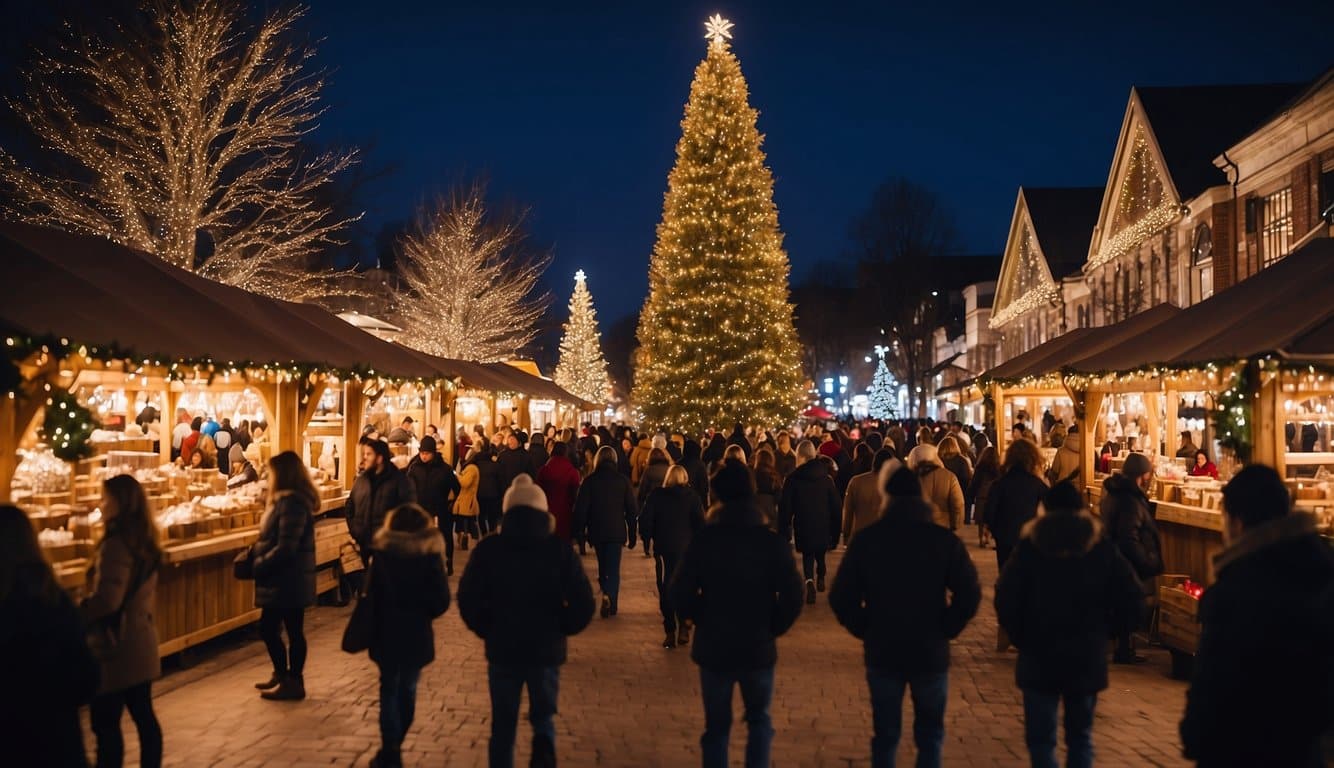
[868,345,897,419]
[0,0,360,300]
[554,270,612,405]
[632,16,805,433]
[394,184,549,362]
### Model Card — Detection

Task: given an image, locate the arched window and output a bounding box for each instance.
[1192,224,1214,302]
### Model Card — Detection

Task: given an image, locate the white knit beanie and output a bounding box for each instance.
[503,474,548,513]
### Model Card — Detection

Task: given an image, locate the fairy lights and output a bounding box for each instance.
[0,0,359,301]
[990,224,1061,328]
[632,20,804,432]
[394,186,548,362]
[1088,126,1181,272]
[554,270,611,405]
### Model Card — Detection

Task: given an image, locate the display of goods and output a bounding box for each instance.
[15,446,72,494]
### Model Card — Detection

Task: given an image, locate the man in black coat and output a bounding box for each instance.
[572,446,638,618]
[829,467,981,768]
[1098,452,1163,663]
[680,438,710,507]
[995,483,1142,768]
[1180,465,1334,767]
[669,459,804,768]
[497,432,535,490]
[527,432,549,477]
[459,475,595,768]
[405,436,461,574]
[346,437,416,565]
[779,440,841,604]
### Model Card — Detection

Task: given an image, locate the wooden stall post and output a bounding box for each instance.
[1146,390,1163,457]
[0,395,15,503]
[342,380,365,491]
[517,395,531,431]
[1165,386,1180,458]
[1081,390,1107,500]
[1253,368,1281,469]
[444,389,458,465]
[990,382,1006,455]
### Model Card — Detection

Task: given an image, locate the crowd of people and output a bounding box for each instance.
[2,414,1332,768]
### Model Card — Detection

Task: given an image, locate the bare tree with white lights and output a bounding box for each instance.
[0,0,360,299]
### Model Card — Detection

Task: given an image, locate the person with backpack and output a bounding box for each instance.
[458,475,596,768]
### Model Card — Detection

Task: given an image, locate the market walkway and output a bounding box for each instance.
[90,535,1191,767]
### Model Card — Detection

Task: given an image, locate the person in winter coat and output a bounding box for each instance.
[983,439,1049,570]
[346,437,417,564]
[179,416,203,465]
[1180,465,1334,767]
[967,446,1001,548]
[405,436,461,575]
[995,483,1143,768]
[475,441,506,537]
[366,503,451,768]
[936,436,973,518]
[638,447,673,557]
[573,446,638,617]
[629,436,653,486]
[842,448,899,545]
[454,446,484,549]
[639,465,707,648]
[83,475,164,768]
[1046,430,1082,487]
[1099,452,1163,664]
[497,432,535,494]
[669,459,804,768]
[681,438,711,508]
[907,443,965,531]
[251,451,318,701]
[458,475,596,768]
[702,433,727,473]
[774,432,797,478]
[527,434,549,477]
[780,440,842,604]
[1,506,101,768]
[1187,449,1219,479]
[536,442,582,545]
[752,447,783,531]
[829,467,981,768]
[726,422,754,462]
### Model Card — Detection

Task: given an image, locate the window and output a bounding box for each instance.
[1260,188,1293,267]
[1192,223,1213,303]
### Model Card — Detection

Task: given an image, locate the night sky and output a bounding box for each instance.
[4,1,1333,325]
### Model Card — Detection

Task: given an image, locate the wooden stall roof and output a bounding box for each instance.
[1066,238,1334,374]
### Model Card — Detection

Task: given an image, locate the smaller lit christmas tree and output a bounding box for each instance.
[868,345,896,420]
[554,270,611,404]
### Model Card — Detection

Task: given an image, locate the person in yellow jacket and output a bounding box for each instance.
[454,447,482,549]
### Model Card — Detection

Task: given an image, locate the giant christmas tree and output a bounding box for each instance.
[554,269,611,405]
[632,16,803,433]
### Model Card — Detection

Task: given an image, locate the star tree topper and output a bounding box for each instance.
[705,14,734,47]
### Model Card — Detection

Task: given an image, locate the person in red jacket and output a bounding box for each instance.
[537,442,582,545]
[1188,449,1219,479]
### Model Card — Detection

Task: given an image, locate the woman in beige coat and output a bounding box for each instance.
[1046,430,1083,487]
[907,443,965,530]
[842,448,899,544]
[83,474,163,768]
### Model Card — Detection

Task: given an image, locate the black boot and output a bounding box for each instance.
[369,747,402,768]
[260,673,305,701]
[446,556,454,576]
[531,733,557,768]
[254,672,283,690]
[663,632,677,649]
[805,580,816,605]
[460,532,469,550]
[600,594,611,619]
[816,573,826,593]
[677,621,691,647]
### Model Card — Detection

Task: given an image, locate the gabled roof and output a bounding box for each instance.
[1134,83,1304,201]
[1021,187,1103,280]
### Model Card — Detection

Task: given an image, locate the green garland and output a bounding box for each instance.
[1211,364,1253,463]
[41,391,98,461]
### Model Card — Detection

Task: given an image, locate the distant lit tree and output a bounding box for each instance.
[395,185,549,362]
[554,270,611,404]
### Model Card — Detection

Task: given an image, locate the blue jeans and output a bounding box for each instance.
[866,668,948,768]
[488,663,560,768]
[1022,690,1097,768]
[699,665,775,768]
[594,541,623,611]
[377,663,422,755]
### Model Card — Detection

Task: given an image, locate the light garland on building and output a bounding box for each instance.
[990,226,1060,328]
[632,17,805,433]
[1087,127,1180,272]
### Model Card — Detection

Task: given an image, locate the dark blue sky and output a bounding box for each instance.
[303,1,1329,321]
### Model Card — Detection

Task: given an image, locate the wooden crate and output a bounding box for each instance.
[1157,585,1201,655]
[314,518,352,566]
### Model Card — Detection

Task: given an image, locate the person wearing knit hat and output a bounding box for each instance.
[458,476,595,768]
[830,465,980,768]
[406,435,461,574]
[668,458,803,768]
[1098,449,1162,664]
[996,483,1142,768]
[226,443,259,489]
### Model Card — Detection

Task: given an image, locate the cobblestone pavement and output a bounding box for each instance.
[87,535,1191,767]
